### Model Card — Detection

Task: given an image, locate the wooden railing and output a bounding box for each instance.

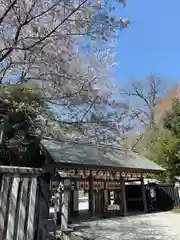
[0,166,50,240]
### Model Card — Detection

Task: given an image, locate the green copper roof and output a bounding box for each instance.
[41,139,164,172]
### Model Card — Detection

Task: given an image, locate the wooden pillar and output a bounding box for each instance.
[73,190,79,216]
[89,171,95,217]
[120,176,127,216]
[103,190,108,216]
[37,173,50,240]
[141,176,148,212]
[104,190,109,206]
[61,186,70,240]
[54,191,60,235]
[108,190,110,204]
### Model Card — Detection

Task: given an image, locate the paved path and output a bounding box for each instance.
[72,211,180,240]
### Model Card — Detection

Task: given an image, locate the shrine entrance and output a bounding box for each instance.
[59,170,145,220]
[50,167,158,225]
[42,139,164,239]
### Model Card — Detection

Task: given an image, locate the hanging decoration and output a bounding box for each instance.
[58,168,142,181]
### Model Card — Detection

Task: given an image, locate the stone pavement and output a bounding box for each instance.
[71,211,180,240]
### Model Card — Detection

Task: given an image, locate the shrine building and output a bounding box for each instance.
[41,139,164,220]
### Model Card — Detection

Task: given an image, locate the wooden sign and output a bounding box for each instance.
[107,204,120,211]
[106,181,121,190]
[76,181,89,190]
[63,179,71,189]
[93,181,104,190]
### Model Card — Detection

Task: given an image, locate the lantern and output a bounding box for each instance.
[92,170,97,177]
[95,171,100,179]
[102,171,106,180]
[132,173,137,179]
[110,172,114,181]
[127,172,131,179]
[115,172,120,180]
[137,173,141,178]
[84,170,90,177]
[106,171,110,179]
[68,169,75,177]
[78,170,84,178]
[99,171,104,178]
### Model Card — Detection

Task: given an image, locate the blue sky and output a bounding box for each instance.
[113,0,180,89]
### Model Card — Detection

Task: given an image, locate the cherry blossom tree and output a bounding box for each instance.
[0,0,130,165]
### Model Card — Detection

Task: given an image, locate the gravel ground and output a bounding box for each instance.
[71,211,180,240]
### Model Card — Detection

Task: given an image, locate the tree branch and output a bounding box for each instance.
[0,0,18,25]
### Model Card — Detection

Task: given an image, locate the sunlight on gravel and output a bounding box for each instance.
[72,212,180,240]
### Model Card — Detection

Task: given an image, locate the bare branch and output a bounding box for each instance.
[0,0,17,24]
[16,0,89,51]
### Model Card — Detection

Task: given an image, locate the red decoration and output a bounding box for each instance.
[84,181,89,190]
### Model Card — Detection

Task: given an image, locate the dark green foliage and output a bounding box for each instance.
[0,83,46,166]
[164,100,180,138]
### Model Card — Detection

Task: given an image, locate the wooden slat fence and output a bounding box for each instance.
[155,183,180,210]
[0,166,50,240]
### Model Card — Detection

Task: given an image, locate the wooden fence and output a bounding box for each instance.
[160,184,180,207]
[154,183,180,210]
[0,166,50,240]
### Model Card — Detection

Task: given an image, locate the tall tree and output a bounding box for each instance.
[144,100,180,181]
[121,75,163,129]
[164,100,180,138]
[120,75,167,151]
[0,0,129,122]
[0,0,130,165]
